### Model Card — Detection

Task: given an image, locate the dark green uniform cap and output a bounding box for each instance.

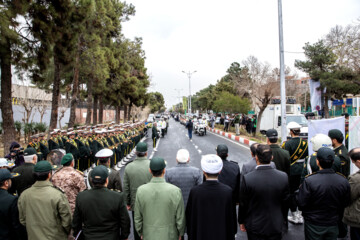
[136,142,148,153]
[150,157,166,171]
[24,147,37,156]
[216,144,228,154]
[328,129,343,140]
[0,169,20,181]
[90,165,109,181]
[317,147,335,162]
[266,129,278,139]
[61,153,74,165]
[34,161,58,173]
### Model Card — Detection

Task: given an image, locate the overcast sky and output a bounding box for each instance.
[122,0,360,108]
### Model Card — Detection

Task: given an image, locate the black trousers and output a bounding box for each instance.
[132,211,141,240]
[350,226,360,240]
[289,175,301,212]
[247,232,282,240]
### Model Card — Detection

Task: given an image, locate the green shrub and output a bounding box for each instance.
[34,122,47,133]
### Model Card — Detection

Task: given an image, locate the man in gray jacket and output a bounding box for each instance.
[165,149,202,207]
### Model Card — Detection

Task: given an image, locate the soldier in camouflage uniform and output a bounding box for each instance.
[282,122,308,224]
[52,153,86,213]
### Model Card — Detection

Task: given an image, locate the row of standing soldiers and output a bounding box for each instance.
[27,122,146,171]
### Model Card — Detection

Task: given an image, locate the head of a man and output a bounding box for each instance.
[90,165,109,188]
[216,144,228,160]
[201,154,223,179]
[136,142,148,158]
[316,147,335,169]
[328,129,344,148]
[176,149,190,164]
[287,122,301,137]
[0,169,19,190]
[250,143,259,158]
[23,147,38,164]
[61,153,74,167]
[349,147,360,169]
[150,157,166,177]
[266,129,278,144]
[33,161,55,181]
[95,149,113,167]
[255,144,273,165]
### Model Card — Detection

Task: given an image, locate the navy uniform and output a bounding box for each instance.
[296,147,351,240]
[73,166,131,239]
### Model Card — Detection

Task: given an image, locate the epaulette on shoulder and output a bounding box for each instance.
[336,172,346,178]
[76,169,84,175]
[281,141,287,148]
[312,153,317,156]
[52,185,65,193]
[305,172,317,178]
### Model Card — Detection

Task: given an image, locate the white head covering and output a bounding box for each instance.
[201,154,223,174]
[176,149,190,163]
[95,148,113,158]
[0,158,11,168]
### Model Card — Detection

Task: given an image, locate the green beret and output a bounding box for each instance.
[90,165,109,181]
[24,147,37,156]
[216,144,228,154]
[136,142,148,153]
[61,153,74,165]
[150,157,166,171]
[34,161,57,173]
[328,129,343,140]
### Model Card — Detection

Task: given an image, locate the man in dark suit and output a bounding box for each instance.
[238,144,290,240]
[241,143,275,175]
[186,154,235,240]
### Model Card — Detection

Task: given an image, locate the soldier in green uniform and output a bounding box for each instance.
[266,129,290,176]
[61,130,68,146]
[328,129,350,177]
[90,131,104,165]
[48,131,60,150]
[282,121,308,224]
[152,123,159,150]
[301,133,341,183]
[18,161,71,240]
[55,130,64,149]
[65,132,80,170]
[27,135,43,161]
[38,133,50,160]
[105,130,116,168]
[73,165,130,239]
[75,130,90,171]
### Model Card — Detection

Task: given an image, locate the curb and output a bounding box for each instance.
[207,127,257,147]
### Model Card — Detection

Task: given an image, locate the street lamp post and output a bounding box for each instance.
[278,0,287,142]
[182,70,197,114]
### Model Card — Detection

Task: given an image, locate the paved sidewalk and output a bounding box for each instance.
[207,127,260,147]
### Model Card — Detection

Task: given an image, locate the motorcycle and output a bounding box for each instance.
[197,123,206,136]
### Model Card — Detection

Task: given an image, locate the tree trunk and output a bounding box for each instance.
[99,95,103,124]
[0,39,16,153]
[68,45,80,128]
[93,94,98,125]
[324,94,330,118]
[123,105,127,122]
[115,106,120,124]
[85,79,93,125]
[49,55,61,131]
[128,103,132,121]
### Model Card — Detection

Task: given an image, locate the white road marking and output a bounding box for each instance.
[149,137,161,159]
[198,150,202,154]
[207,131,250,150]
[194,145,198,149]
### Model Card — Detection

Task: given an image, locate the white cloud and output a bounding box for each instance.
[123,0,360,108]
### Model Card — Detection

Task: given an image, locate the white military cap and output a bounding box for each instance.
[176,149,190,163]
[67,131,75,135]
[95,148,113,158]
[201,154,223,174]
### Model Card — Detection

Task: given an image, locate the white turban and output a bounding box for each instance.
[176,149,190,163]
[201,154,223,174]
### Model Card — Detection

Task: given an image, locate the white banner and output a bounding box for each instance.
[308,117,345,156]
[349,116,360,174]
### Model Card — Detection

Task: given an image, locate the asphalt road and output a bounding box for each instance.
[120,118,304,240]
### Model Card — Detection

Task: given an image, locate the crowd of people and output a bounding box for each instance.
[0,118,359,240]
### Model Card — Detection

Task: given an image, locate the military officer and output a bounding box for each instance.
[38,133,50,160]
[61,130,68,146]
[296,147,350,240]
[90,130,104,162]
[328,129,350,177]
[52,153,86,213]
[87,149,122,191]
[282,121,308,224]
[266,129,290,176]
[0,169,26,239]
[65,131,80,170]
[152,122,158,150]
[18,161,72,240]
[75,130,90,171]
[27,135,43,161]
[301,133,341,183]
[48,131,60,150]
[73,165,130,240]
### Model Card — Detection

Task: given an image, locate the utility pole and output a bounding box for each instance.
[278,0,287,142]
[174,88,183,106]
[182,70,197,114]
